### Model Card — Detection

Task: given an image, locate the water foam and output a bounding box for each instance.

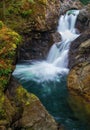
[13,10,79,83]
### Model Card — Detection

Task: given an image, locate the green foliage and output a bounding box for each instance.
[21,9,33,18]
[0,68,12,76]
[0,79,8,89]
[80,0,90,5]
[0,21,4,29]
[0,0,34,20]
[28,0,35,3]
[0,109,6,119]
[0,22,21,90]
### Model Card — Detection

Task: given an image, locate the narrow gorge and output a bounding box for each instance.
[0,0,90,130]
[13,9,90,130]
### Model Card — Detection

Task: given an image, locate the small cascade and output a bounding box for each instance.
[12,10,90,130]
[13,10,79,83]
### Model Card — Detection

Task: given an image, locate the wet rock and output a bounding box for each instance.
[50,32,62,44]
[18,31,61,61]
[60,0,83,15]
[68,62,90,100]
[76,4,90,32]
[68,30,90,68]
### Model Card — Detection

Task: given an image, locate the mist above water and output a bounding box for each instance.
[13,10,79,83]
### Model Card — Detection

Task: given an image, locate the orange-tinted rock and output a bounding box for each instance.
[68,62,90,101]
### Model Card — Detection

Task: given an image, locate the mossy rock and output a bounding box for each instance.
[0,0,47,32]
[0,21,21,90]
[0,21,21,122]
[15,86,37,106]
[0,0,60,33]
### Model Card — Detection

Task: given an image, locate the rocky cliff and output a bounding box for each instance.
[67,2,90,125]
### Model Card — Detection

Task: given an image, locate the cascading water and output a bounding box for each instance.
[13,10,79,83]
[13,10,89,130]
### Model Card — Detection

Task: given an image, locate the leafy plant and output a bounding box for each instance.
[0,68,12,76]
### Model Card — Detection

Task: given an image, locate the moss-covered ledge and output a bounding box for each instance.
[0,21,61,130]
[0,21,22,129]
[0,21,21,90]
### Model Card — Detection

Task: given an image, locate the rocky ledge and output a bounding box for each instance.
[67,2,90,126]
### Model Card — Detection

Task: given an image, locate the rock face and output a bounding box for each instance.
[0,22,62,130]
[0,21,21,92]
[0,21,21,129]
[0,0,60,33]
[76,4,90,32]
[18,31,61,60]
[67,3,90,126]
[60,0,83,15]
[68,31,90,68]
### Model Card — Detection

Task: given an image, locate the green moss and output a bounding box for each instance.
[15,86,37,106]
[80,0,90,5]
[0,93,6,120]
[21,9,32,18]
[0,22,22,90]
[0,0,47,32]
[0,21,4,29]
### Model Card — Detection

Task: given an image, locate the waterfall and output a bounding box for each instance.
[13,10,79,83]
